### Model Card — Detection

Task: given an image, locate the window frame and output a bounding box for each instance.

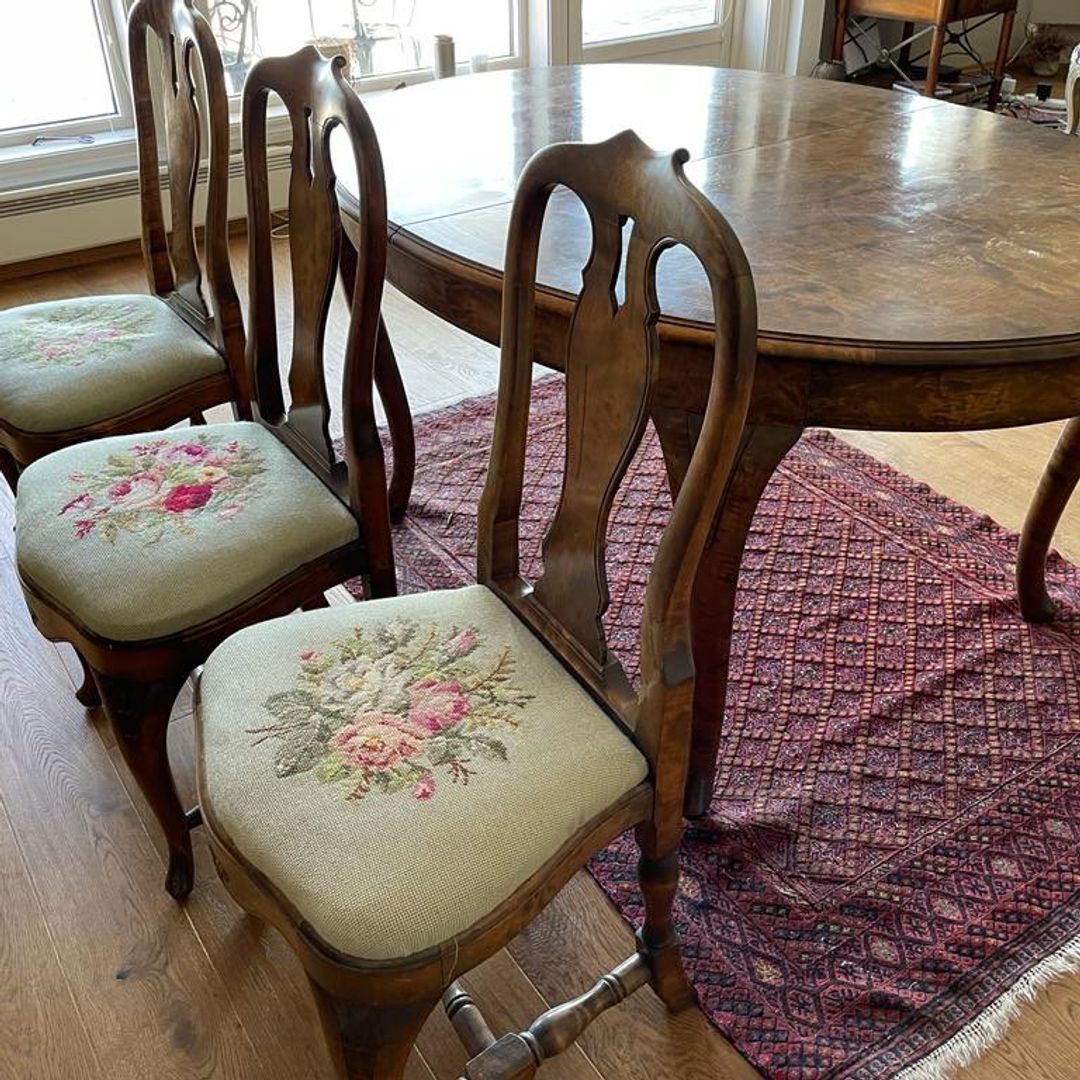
[0,0,527,189]
[0,0,134,151]
[566,0,728,64]
[206,0,526,115]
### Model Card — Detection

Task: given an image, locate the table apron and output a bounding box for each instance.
[382,231,1080,434]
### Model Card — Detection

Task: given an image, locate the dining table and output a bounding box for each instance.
[335,63,1080,818]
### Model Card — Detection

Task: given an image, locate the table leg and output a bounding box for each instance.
[986,8,1016,112]
[1017,416,1080,623]
[653,411,803,820]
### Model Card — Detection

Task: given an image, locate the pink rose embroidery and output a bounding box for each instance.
[330,714,425,772]
[60,493,92,516]
[56,432,265,543]
[411,774,436,800]
[249,622,533,803]
[448,628,478,655]
[165,442,209,462]
[409,679,470,733]
[161,483,214,513]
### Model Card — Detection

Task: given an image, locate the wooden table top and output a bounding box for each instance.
[337,64,1080,366]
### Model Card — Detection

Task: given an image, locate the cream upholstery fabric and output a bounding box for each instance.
[16,422,359,641]
[0,294,225,433]
[198,585,648,961]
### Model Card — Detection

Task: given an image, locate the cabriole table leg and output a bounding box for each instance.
[675,422,803,819]
[1017,416,1080,623]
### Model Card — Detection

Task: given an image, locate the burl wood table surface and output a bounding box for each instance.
[337,64,1080,817]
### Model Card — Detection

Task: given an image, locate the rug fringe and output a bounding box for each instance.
[894,933,1080,1079]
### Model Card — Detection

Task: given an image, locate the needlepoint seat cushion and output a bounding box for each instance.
[15,421,359,641]
[0,294,226,434]
[197,585,649,961]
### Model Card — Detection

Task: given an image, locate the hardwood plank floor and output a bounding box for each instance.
[2,244,1080,1078]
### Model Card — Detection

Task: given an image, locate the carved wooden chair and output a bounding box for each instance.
[15,46,396,902]
[193,130,757,1079]
[1068,44,1080,137]
[0,0,249,492]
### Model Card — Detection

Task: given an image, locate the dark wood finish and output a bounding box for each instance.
[243,45,395,597]
[18,47,397,899]
[443,984,498,1057]
[338,231,416,522]
[1017,416,1080,622]
[13,239,1080,1080]
[463,954,652,1080]
[832,0,1018,107]
[337,65,1080,815]
[0,0,249,480]
[196,131,758,1079]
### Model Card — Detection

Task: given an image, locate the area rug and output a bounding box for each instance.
[351,378,1080,1079]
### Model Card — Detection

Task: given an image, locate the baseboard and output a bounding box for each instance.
[0,218,249,285]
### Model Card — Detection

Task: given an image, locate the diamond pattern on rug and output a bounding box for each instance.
[355,378,1080,1079]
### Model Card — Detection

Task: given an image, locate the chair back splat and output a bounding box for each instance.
[128,0,245,401]
[478,130,758,824]
[242,47,390,536]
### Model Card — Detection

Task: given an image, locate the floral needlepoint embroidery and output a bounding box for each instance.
[248,620,534,801]
[58,435,266,544]
[5,302,156,368]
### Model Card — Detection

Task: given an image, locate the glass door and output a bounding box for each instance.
[567,0,729,64]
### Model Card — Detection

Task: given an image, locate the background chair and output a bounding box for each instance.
[1068,44,1080,136]
[15,45,396,902]
[0,0,250,491]
[194,129,757,1079]
[830,0,1017,110]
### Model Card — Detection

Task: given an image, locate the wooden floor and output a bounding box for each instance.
[3,244,1080,1079]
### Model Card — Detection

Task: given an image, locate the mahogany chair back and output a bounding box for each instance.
[478,131,757,820]
[128,0,244,384]
[241,46,391,557]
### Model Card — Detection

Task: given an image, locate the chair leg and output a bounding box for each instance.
[307,978,437,1080]
[302,592,330,611]
[190,410,208,426]
[74,652,101,708]
[94,671,195,900]
[831,0,851,63]
[0,447,20,494]
[635,825,696,1012]
[986,8,1016,112]
[923,22,947,98]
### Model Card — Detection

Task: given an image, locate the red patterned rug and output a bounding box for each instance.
[352,378,1080,1079]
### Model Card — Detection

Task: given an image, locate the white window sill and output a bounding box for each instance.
[0,56,522,198]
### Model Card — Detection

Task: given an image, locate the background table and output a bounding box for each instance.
[338,64,1080,816]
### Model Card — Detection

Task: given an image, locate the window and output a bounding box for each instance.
[0,0,521,158]
[1,0,131,147]
[205,0,521,95]
[581,0,722,47]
